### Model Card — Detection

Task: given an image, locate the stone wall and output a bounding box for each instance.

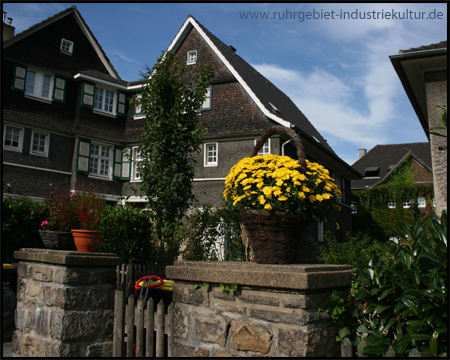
[12,248,121,357]
[166,261,353,357]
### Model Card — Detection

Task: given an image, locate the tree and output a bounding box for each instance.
[133,50,214,266]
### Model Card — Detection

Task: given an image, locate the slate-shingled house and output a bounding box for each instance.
[3,8,360,261]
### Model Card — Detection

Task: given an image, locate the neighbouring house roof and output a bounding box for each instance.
[351,142,432,189]
[2,6,121,80]
[167,15,334,154]
[399,40,448,54]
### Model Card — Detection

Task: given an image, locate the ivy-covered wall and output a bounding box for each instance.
[352,156,433,240]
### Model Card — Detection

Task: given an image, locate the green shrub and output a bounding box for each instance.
[311,231,378,275]
[182,205,244,261]
[2,197,49,263]
[96,205,158,265]
[320,211,447,357]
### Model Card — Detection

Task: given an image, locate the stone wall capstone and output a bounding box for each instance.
[166,261,353,357]
[12,248,121,357]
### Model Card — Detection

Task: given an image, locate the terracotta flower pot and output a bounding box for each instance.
[39,230,77,250]
[71,229,102,252]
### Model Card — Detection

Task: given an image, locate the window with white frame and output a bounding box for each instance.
[3,125,23,152]
[60,39,73,55]
[89,144,112,177]
[318,221,324,242]
[254,139,270,155]
[30,130,49,156]
[351,202,357,214]
[204,143,218,166]
[201,86,212,111]
[403,199,411,208]
[132,146,142,181]
[388,201,396,209]
[26,70,53,100]
[94,87,115,113]
[417,196,426,208]
[187,50,197,65]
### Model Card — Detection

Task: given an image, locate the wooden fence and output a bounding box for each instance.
[113,290,174,357]
[113,264,173,357]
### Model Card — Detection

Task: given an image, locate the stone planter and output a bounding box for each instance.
[71,229,102,252]
[39,230,76,251]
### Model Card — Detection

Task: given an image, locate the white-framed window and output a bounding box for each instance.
[60,38,74,55]
[94,87,115,113]
[403,199,411,208]
[30,130,49,157]
[318,221,324,242]
[132,146,142,181]
[388,201,396,209]
[204,143,218,166]
[134,93,143,119]
[25,70,53,100]
[3,124,23,152]
[254,139,270,155]
[89,143,112,177]
[187,50,197,65]
[417,196,426,208]
[201,86,212,111]
[351,202,357,214]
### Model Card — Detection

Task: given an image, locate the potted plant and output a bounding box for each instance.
[71,181,106,252]
[223,126,341,263]
[39,184,78,250]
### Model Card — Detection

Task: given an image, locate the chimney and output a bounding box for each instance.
[358,149,366,159]
[3,13,15,41]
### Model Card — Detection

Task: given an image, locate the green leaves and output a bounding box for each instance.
[133,51,214,265]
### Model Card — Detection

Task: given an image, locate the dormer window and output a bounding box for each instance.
[364,167,380,178]
[60,39,73,55]
[187,50,197,65]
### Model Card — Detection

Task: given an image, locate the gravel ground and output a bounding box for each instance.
[3,342,13,357]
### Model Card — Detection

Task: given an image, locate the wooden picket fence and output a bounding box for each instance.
[113,264,173,357]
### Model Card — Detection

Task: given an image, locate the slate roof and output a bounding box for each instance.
[3,6,121,80]
[399,40,447,54]
[190,16,334,153]
[351,143,432,189]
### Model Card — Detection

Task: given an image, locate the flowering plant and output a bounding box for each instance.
[72,181,106,230]
[224,154,341,221]
[41,184,79,232]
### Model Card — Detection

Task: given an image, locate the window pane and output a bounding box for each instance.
[26,71,36,94]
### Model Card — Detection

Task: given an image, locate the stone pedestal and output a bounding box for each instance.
[12,248,121,357]
[166,261,353,357]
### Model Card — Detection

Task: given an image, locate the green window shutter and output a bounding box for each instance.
[76,138,91,175]
[53,77,66,103]
[113,146,123,179]
[134,92,142,116]
[117,91,127,116]
[201,85,212,111]
[12,64,27,92]
[121,147,132,180]
[81,81,95,108]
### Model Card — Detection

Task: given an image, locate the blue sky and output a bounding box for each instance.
[3,2,447,165]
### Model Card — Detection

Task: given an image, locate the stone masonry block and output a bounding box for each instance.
[239,293,280,307]
[231,320,273,354]
[87,287,115,309]
[27,281,43,297]
[43,285,86,309]
[174,304,191,340]
[278,327,306,357]
[50,309,102,341]
[53,267,98,285]
[173,343,209,357]
[249,308,329,325]
[173,282,210,306]
[196,312,230,347]
[34,307,48,337]
[31,265,53,282]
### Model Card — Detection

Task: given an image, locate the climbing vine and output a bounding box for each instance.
[352,156,433,238]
